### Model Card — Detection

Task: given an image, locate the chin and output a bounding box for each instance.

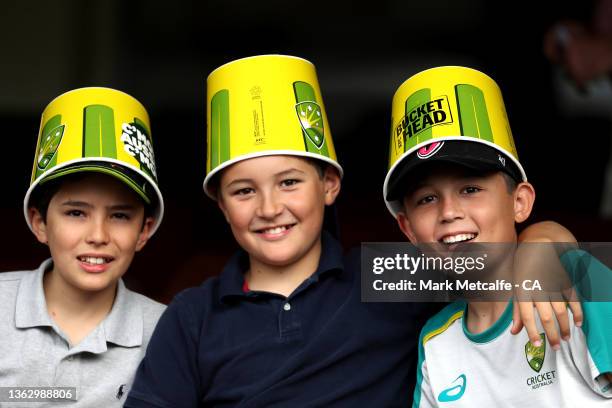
[257,250,303,267]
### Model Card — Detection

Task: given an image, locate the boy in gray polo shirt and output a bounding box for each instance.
[0,88,165,407]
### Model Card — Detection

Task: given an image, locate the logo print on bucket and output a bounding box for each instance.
[293,81,329,157]
[525,334,546,372]
[417,141,444,159]
[438,374,467,402]
[120,122,157,179]
[296,101,324,149]
[37,124,65,169]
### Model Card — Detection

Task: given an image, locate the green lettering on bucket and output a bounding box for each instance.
[34,114,62,180]
[455,84,493,142]
[293,81,329,158]
[211,89,230,169]
[83,105,117,158]
[405,88,433,151]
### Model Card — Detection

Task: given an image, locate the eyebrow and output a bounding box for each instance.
[224,168,307,189]
[61,201,137,211]
[61,200,92,208]
[275,168,306,177]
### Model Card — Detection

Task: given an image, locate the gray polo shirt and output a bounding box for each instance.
[0,259,166,407]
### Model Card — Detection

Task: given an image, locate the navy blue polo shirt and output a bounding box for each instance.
[125,233,438,407]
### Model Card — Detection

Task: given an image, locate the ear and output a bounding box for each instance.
[323,167,341,206]
[513,182,536,223]
[135,216,155,251]
[29,207,49,245]
[397,211,418,244]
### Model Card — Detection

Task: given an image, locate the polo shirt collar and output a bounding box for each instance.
[103,279,143,348]
[15,259,143,351]
[218,231,345,303]
[15,258,54,329]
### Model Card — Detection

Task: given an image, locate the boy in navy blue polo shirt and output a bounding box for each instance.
[126,56,582,408]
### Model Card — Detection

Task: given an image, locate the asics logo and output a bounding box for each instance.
[438,374,466,402]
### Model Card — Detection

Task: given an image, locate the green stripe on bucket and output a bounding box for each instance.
[35,114,62,179]
[293,81,329,157]
[83,105,117,158]
[455,84,493,142]
[404,88,432,151]
[210,89,230,169]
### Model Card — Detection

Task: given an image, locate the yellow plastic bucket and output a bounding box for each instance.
[203,55,343,197]
[384,66,526,216]
[24,87,164,235]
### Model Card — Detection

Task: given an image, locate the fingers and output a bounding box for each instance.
[511,300,524,334]
[567,300,583,328]
[535,302,561,350]
[561,286,583,329]
[515,301,544,347]
[551,302,571,342]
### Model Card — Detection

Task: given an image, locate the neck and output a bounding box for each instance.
[43,268,117,346]
[466,301,509,335]
[246,238,322,297]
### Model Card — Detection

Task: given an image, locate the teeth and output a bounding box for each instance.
[442,233,475,244]
[80,256,109,265]
[262,226,288,235]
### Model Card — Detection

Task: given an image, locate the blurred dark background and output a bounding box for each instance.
[2,0,611,303]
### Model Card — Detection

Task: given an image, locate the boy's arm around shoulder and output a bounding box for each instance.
[513,221,582,350]
[125,288,204,408]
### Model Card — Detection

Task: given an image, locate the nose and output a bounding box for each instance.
[255,190,284,219]
[439,195,464,223]
[86,216,110,246]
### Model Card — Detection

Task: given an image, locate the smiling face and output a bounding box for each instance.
[29,173,153,294]
[396,163,534,246]
[217,155,340,270]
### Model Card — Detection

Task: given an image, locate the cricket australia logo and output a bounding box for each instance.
[525,334,546,372]
[296,101,324,149]
[37,124,65,169]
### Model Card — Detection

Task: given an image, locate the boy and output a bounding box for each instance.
[0,87,166,407]
[382,66,612,406]
[126,56,583,407]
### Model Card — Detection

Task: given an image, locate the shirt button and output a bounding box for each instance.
[283,303,291,311]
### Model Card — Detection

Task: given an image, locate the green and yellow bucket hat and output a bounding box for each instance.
[384,66,527,217]
[24,87,164,235]
[203,55,343,198]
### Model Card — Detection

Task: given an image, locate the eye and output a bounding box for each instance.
[280,179,300,188]
[111,212,131,221]
[232,187,254,196]
[416,195,437,206]
[462,186,482,194]
[64,209,85,217]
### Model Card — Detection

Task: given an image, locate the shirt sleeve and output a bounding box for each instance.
[412,331,437,408]
[561,250,612,398]
[125,290,202,407]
